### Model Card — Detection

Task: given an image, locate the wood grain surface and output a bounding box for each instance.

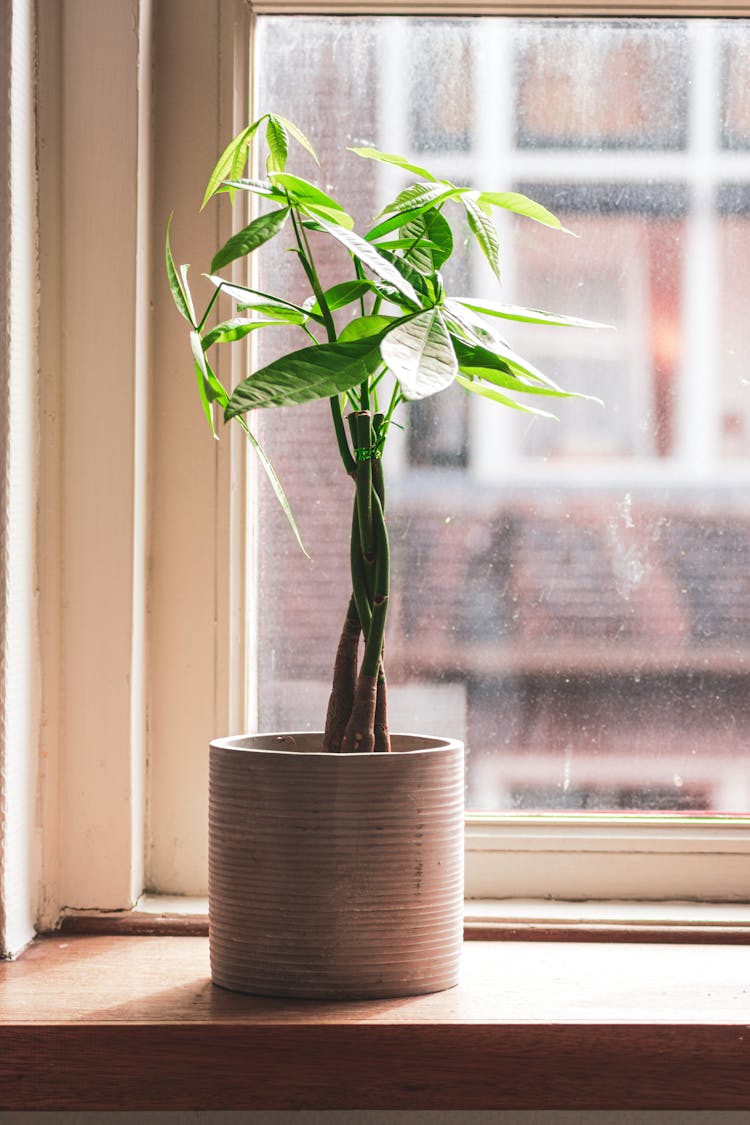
[1,935,749,1110]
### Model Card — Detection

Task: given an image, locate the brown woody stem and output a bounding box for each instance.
[336,412,392,754]
[360,489,389,678]
[374,660,391,753]
[340,673,378,754]
[323,594,361,754]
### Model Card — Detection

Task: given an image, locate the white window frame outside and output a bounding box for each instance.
[3,0,749,956]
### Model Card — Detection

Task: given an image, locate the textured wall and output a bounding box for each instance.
[0,0,39,958]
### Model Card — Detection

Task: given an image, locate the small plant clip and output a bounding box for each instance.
[355,443,383,462]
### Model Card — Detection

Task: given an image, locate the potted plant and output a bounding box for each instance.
[167,114,603,999]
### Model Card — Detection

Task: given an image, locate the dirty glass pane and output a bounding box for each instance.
[722,25,750,149]
[410,19,474,153]
[253,17,750,814]
[718,191,750,457]
[515,20,689,150]
[511,185,687,460]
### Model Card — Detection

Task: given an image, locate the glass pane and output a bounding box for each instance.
[718,188,750,456]
[511,184,687,460]
[410,19,474,152]
[721,25,750,149]
[515,20,690,150]
[252,16,750,815]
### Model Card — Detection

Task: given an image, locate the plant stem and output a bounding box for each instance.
[374,662,391,753]
[289,204,389,753]
[196,287,221,333]
[348,412,375,564]
[370,411,391,751]
[340,490,389,754]
[372,413,385,505]
[360,488,389,678]
[350,494,372,632]
[341,419,390,753]
[331,397,356,477]
[289,206,358,478]
[339,674,377,754]
[323,594,361,754]
[292,208,337,343]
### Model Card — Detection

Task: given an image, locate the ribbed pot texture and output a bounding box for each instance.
[209,732,465,999]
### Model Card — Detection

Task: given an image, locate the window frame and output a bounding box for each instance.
[248,2,750,905]
[8,0,748,953]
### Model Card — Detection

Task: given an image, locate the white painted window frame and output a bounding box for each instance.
[30,0,257,933]
[3,0,749,955]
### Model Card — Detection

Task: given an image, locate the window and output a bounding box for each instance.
[10,3,749,948]
[248,12,750,899]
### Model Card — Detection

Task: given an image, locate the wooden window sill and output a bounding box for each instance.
[2,935,750,1110]
[58,895,750,943]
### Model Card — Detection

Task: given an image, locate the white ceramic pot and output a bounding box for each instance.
[208,732,465,999]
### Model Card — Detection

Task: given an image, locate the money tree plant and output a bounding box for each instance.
[167,113,603,756]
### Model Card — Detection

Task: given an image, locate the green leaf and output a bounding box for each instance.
[338,314,393,343]
[221,177,288,203]
[207,275,318,324]
[463,195,501,281]
[399,208,453,272]
[226,136,252,203]
[479,336,583,393]
[375,247,435,301]
[451,338,514,379]
[312,217,420,307]
[265,115,289,174]
[202,318,279,349]
[483,341,558,389]
[274,115,319,165]
[365,194,460,242]
[306,279,373,316]
[477,190,569,232]
[225,338,385,417]
[269,172,353,229]
[364,209,427,243]
[202,117,265,210]
[369,236,445,254]
[455,297,611,330]
[179,265,197,323]
[444,299,508,350]
[238,420,309,558]
[190,331,222,436]
[445,301,569,391]
[237,303,310,325]
[380,309,458,401]
[452,338,596,401]
[378,181,460,218]
[192,357,215,434]
[165,215,196,326]
[348,147,436,182]
[456,374,559,419]
[210,208,289,273]
[203,357,229,406]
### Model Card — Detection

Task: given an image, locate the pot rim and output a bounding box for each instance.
[210,731,464,758]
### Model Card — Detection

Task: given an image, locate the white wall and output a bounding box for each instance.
[0,0,40,959]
